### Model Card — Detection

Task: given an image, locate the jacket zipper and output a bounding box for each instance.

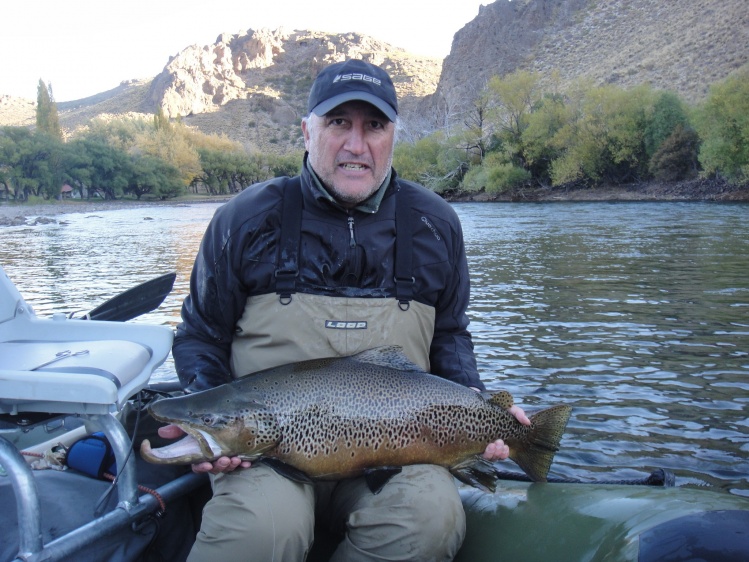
[347,216,356,248]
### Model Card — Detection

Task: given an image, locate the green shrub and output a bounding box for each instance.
[460,165,489,193]
[461,156,531,194]
[648,125,699,182]
[694,69,749,184]
[485,162,531,193]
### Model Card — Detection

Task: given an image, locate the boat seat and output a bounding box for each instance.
[0,264,177,558]
[0,340,152,415]
[0,264,174,416]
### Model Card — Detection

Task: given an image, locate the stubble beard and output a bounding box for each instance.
[324,154,393,207]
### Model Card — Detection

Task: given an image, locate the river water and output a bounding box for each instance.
[1,201,747,497]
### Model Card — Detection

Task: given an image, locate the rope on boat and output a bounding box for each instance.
[103,471,167,514]
[21,451,44,458]
[495,467,676,487]
[20,448,168,514]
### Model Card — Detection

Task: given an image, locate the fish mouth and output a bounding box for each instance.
[140,427,227,464]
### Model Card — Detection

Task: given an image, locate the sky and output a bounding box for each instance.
[1,0,492,102]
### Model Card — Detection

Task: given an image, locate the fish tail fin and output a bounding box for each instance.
[510,405,572,482]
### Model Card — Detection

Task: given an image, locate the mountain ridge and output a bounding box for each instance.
[2,0,747,153]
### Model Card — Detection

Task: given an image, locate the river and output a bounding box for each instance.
[1,201,747,497]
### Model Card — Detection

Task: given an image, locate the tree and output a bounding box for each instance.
[84,115,150,151]
[484,70,544,167]
[459,86,493,163]
[549,83,653,185]
[36,80,62,139]
[138,123,201,187]
[648,125,700,182]
[393,131,470,193]
[461,152,531,194]
[0,126,64,199]
[694,68,749,184]
[79,138,130,199]
[193,149,262,195]
[644,91,690,157]
[521,92,569,185]
[126,154,183,200]
[61,139,93,198]
[154,107,172,132]
[265,152,303,178]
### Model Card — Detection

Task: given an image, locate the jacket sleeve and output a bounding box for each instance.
[429,214,486,391]
[172,205,249,393]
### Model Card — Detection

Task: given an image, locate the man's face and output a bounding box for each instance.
[302,101,395,208]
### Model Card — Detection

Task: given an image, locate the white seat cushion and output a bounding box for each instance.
[0,340,151,410]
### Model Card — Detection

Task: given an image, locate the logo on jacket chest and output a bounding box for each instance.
[325,320,368,330]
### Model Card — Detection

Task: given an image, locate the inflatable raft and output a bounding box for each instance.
[456,479,749,561]
[1,264,747,561]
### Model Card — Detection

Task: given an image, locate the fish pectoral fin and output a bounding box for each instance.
[450,457,499,493]
[364,467,403,495]
[262,458,314,484]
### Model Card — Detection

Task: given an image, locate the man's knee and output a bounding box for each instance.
[409,477,465,535]
[331,465,466,561]
[395,466,466,558]
[188,465,315,561]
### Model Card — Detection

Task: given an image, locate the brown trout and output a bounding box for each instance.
[141,346,572,491]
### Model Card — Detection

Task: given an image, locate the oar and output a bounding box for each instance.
[86,272,177,322]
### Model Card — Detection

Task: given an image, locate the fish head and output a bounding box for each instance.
[140,386,280,465]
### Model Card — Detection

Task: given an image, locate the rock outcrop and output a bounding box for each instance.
[147,28,441,150]
[428,0,749,128]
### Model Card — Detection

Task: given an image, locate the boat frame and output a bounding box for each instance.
[0,264,194,561]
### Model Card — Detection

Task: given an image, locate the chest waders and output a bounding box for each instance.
[230,178,435,378]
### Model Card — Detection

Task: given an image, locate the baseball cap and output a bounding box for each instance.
[307,59,398,122]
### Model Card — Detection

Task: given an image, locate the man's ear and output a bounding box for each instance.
[301,118,311,151]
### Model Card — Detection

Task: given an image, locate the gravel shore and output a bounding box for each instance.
[0,198,226,226]
[1,200,152,221]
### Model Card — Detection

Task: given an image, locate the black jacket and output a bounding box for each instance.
[173,164,482,392]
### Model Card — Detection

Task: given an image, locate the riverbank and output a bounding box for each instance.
[2,178,747,226]
[0,197,229,226]
[448,177,749,202]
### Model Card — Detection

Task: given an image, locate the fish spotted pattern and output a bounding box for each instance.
[141,347,572,490]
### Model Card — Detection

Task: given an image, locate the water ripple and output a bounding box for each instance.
[2,201,748,496]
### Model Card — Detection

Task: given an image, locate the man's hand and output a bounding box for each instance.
[157,424,251,474]
[469,391,532,462]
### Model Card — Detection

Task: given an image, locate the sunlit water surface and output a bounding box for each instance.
[1,201,747,496]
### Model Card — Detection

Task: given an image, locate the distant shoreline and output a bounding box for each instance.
[0,197,229,226]
[2,178,747,226]
[446,177,749,203]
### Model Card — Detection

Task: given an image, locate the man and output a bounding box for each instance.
[165,59,529,561]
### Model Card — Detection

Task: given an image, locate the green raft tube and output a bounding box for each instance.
[455,475,749,562]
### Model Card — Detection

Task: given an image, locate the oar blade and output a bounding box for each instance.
[88,272,176,322]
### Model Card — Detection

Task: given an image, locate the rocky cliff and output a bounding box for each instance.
[2,0,747,152]
[144,28,441,151]
[0,28,441,152]
[429,0,749,127]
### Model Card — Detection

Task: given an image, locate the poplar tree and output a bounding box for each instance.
[36,79,62,139]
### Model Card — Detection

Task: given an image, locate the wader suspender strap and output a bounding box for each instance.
[394,183,415,310]
[275,176,303,304]
[274,177,414,309]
